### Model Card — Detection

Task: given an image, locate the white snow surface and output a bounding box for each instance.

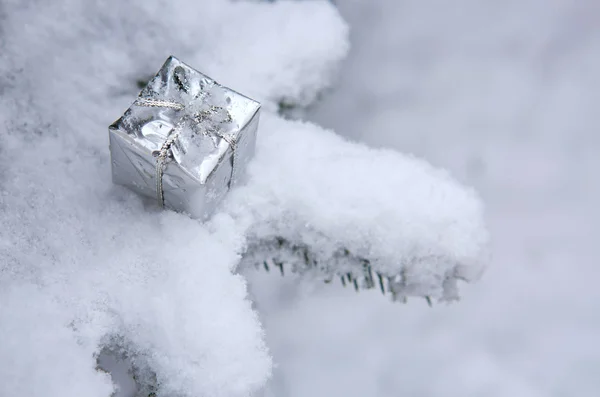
[249,1,600,397]
[230,115,488,299]
[0,0,489,396]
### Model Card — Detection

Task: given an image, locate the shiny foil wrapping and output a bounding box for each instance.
[109,56,260,220]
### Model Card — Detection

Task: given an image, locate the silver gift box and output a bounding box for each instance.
[109,56,260,220]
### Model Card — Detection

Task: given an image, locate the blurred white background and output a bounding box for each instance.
[247,1,600,396]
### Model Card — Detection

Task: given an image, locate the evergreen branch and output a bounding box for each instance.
[241,236,468,305]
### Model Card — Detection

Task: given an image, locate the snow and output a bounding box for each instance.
[1,0,489,396]
[0,285,114,397]
[230,115,488,300]
[250,1,600,397]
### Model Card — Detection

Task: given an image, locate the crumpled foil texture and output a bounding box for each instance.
[109,56,260,219]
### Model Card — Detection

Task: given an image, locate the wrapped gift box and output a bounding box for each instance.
[109,56,260,219]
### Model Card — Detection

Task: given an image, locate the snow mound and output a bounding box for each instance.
[229,114,489,301]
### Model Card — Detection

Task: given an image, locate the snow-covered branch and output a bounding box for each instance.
[0,1,488,396]
[228,114,488,302]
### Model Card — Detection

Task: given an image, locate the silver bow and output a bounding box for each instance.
[134,97,237,207]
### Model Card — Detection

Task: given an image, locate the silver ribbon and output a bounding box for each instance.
[134,97,236,207]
